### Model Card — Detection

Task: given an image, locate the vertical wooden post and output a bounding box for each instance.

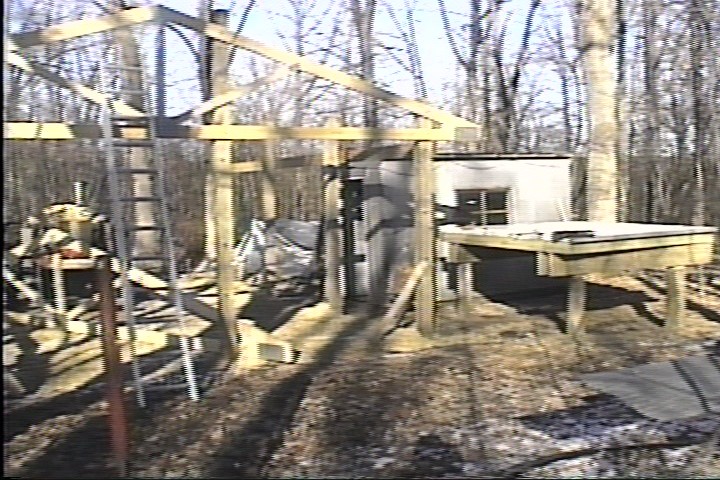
[260,134,277,285]
[414,117,437,336]
[95,255,129,478]
[323,118,343,314]
[566,275,587,334]
[666,266,686,330]
[457,263,473,317]
[208,9,238,352]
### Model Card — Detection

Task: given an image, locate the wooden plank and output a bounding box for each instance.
[545,243,714,277]
[214,161,262,174]
[6,53,144,117]
[441,231,715,255]
[11,7,158,48]
[159,6,480,128]
[413,118,437,336]
[208,10,238,353]
[323,118,343,314]
[383,261,428,323]
[4,122,467,142]
[566,276,587,335]
[665,266,686,330]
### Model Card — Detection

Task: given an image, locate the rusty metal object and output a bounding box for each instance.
[95,255,129,477]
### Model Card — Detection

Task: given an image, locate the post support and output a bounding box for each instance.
[566,275,587,335]
[208,9,238,353]
[323,118,343,314]
[413,117,437,336]
[666,265,686,330]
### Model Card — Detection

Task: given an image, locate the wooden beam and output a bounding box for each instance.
[214,161,262,174]
[323,118,343,314]
[11,7,159,49]
[383,261,429,323]
[158,6,480,128]
[566,276,587,335]
[665,266,686,330]
[208,9,238,354]
[6,53,144,117]
[413,117,437,337]
[4,122,468,142]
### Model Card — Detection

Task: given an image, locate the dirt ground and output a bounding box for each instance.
[4,267,720,479]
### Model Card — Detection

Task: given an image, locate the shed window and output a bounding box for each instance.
[455,189,509,225]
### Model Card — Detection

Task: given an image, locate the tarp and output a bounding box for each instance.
[581,354,720,421]
[236,219,320,280]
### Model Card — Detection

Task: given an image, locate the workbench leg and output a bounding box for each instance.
[665,266,686,330]
[566,276,587,335]
[457,263,473,317]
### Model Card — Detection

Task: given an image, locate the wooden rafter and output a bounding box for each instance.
[6,52,144,117]
[6,5,481,133]
[4,122,470,141]
[158,6,480,128]
[10,6,159,49]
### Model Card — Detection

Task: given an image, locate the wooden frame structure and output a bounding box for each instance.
[4,4,484,352]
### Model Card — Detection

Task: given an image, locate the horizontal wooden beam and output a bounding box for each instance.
[5,122,473,142]
[158,6,480,128]
[10,6,159,49]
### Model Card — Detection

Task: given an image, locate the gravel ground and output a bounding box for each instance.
[4,271,720,479]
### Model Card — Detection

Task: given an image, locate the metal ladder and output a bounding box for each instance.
[100,46,200,406]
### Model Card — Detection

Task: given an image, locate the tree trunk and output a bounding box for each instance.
[578,0,618,222]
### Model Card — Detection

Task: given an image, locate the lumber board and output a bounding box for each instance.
[413,118,437,336]
[440,231,715,255]
[10,7,158,48]
[544,243,713,277]
[383,261,429,322]
[158,6,479,128]
[323,118,343,314]
[4,122,465,141]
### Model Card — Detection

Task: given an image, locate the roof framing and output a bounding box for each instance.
[5,5,481,135]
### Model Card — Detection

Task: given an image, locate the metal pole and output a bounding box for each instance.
[95,255,129,478]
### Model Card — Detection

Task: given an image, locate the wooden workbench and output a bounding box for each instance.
[440,222,717,334]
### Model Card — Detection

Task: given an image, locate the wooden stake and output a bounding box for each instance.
[413,117,437,336]
[383,261,428,323]
[666,266,686,330]
[323,118,343,314]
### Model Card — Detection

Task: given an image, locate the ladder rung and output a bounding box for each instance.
[113,140,155,147]
[119,196,160,202]
[117,168,158,175]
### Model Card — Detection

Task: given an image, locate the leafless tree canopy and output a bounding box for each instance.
[4,0,719,258]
